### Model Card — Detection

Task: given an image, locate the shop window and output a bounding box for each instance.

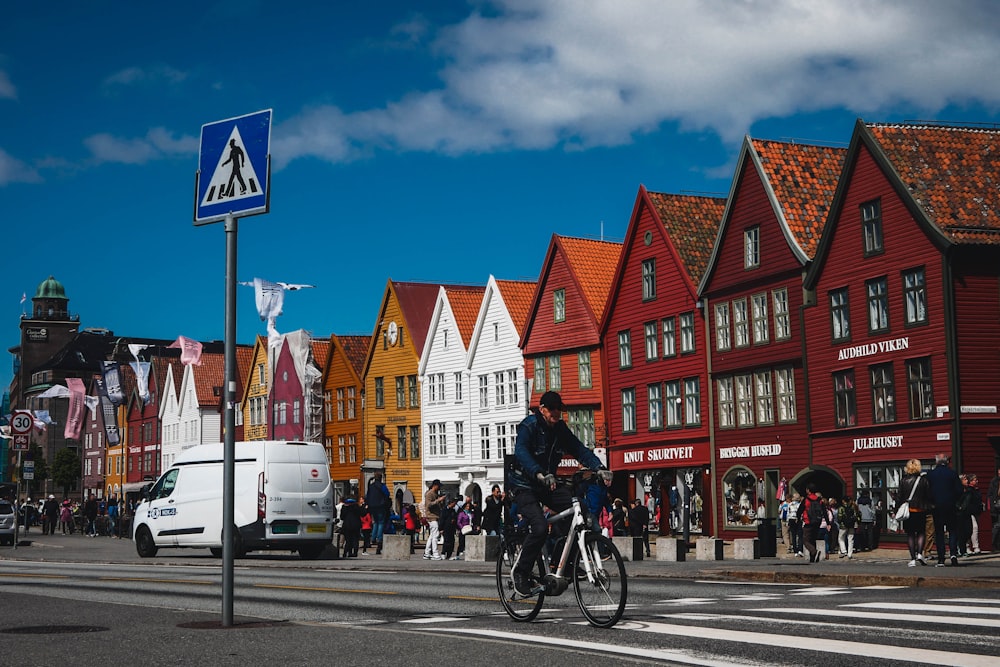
[906,357,933,420]
[834,370,857,428]
[723,467,759,527]
[855,462,903,534]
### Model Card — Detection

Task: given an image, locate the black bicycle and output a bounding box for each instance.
[496,487,627,628]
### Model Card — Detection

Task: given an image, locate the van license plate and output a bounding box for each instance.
[305,524,327,534]
[272,525,298,534]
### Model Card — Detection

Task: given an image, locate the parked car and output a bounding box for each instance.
[0,501,16,545]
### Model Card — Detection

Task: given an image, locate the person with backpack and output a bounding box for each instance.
[366,472,390,555]
[800,483,824,563]
[837,495,859,559]
[787,493,802,556]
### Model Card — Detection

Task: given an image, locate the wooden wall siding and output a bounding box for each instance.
[953,269,1000,406]
[523,258,600,355]
[804,146,949,435]
[364,292,424,492]
[324,341,364,484]
[703,163,804,296]
[243,340,270,442]
[271,341,304,441]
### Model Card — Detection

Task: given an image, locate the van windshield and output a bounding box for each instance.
[149,469,179,500]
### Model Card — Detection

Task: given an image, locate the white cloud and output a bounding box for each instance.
[0,70,15,100]
[102,64,188,89]
[273,0,1000,166]
[0,147,41,185]
[84,127,197,165]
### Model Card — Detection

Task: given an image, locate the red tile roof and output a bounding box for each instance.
[646,192,726,285]
[495,279,537,336]
[866,122,1000,244]
[311,339,330,371]
[393,281,484,353]
[557,236,623,322]
[444,286,486,348]
[193,352,225,406]
[337,335,371,378]
[751,139,847,259]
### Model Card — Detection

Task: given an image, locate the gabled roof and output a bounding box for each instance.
[494,279,537,336]
[192,352,225,406]
[444,285,486,348]
[646,190,727,286]
[865,122,1000,245]
[699,137,846,294]
[557,236,622,323]
[311,338,331,371]
[338,335,371,379]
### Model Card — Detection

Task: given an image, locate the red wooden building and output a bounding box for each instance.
[803,121,1000,545]
[600,187,725,536]
[699,137,845,539]
[521,235,622,468]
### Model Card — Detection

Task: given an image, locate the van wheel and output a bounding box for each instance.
[216,528,246,558]
[209,547,223,558]
[298,544,325,560]
[135,526,158,557]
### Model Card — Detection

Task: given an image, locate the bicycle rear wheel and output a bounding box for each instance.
[573,533,627,628]
[496,538,546,621]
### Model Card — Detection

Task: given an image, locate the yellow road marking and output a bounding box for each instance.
[254,583,397,595]
[447,595,496,602]
[99,577,214,585]
[0,573,68,579]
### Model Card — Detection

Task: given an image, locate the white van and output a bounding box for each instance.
[132,440,334,559]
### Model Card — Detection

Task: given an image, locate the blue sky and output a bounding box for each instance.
[3,1,1000,390]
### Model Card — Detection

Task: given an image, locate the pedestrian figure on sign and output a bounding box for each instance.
[222,138,246,197]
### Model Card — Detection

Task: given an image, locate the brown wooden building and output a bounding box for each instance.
[322,333,370,500]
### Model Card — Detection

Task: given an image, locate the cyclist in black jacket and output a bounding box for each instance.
[509,391,611,595]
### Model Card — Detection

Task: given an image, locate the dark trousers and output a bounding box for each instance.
[933,509,959,562]
[512,485,572,576]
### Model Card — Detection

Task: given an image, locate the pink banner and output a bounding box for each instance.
[168,335,203,366]
[64,377,86,440]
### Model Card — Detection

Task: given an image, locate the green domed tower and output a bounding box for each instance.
[32,275,70,320]
[11,276,80,405]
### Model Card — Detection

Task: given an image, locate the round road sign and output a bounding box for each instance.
[10,411,33,435]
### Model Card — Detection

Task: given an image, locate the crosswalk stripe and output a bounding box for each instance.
[613,619,997,667]
[766,606,1000,629]
[845,602,1000,616]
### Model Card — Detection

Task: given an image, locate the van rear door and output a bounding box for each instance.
[265,444,333,537]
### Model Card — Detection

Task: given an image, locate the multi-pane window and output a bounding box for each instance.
[644,322,658,360]
[735,374,754,427]
[293,399,301,424]
[871,363,896,423]
[480,425,491,460]
[567,409,595,446]
[548,355,561,390]
[773,288,790,341]
[534,358,546,392]
[409,425,419,458]
[338,436,346,464]
[775,367,797,423]
[733,298,749,348]
[375,377,384,408]
[618,331,632,369]
[744,226,760,268]
[375,425,386,457]
[906,357,933,420]
[496,423,510,458]
[435,373,445,402]
[395,376,405,408]
[428,422,440,456]
[478,375,489,409]
[662,317,676,357]
[621,388,636,433]
[648,384,663,430]
[680,312,695,353]
[684,377,700,425]
[436,424,447,456]
[715,303,731,351]
[347,387,356,419]
[861,199,883,255]
[751,293,769,344]
[830,288,851,341]
[336,388,344,421]
[754,370,773,424]
[454,373,463,402]
[866,277,889,333]
[428,373,443,403]
[554,288,566,323]
[495,372,506,406]
[903,268,927,325]
[454,422,465,456]
[717,377,735,428]
[834,370,857,428]
[507,369,519,405]
[408,375,418,408]
[349,435,357,463]
[642,258,656,301]
[578,351,592,389]
[397,426,408,459]
[665,380,681,427]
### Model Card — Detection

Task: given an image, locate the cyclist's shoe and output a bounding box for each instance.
[513,570,534,596]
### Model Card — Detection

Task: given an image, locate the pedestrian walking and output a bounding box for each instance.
[339,497,362,558]
[857,492,875,552]
[898,458,931,567]
[927,453,962,566]
[360,502,372,554]
[366,472,391,555]
[440,497,458,559]
[988,466,1000,551]
[837,496,858,559]
[955,474,982,557]
[787,493,803,556]
[628,498,652,557]
[422,480,445,560]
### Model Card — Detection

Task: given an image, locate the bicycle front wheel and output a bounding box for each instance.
[573,533,627,628]
[496,539,546,622]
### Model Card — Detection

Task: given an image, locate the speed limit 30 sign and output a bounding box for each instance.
[10,410,32,451]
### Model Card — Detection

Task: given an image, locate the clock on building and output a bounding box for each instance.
[387,321,398,346]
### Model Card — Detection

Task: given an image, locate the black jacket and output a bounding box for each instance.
[510,412,602,490]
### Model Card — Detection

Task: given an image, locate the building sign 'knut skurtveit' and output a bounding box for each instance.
[852,435,903,454]
[622,446,695,465]
[837,336,909,361]
[718,444,782,459]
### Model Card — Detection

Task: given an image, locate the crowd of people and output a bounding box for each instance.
[5,492,129,538]
[776,454,997,566]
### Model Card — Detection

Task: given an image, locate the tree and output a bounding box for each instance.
[22,444,48,497]
[52,448,81,498]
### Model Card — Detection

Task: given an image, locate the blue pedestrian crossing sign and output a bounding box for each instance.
[195,109,272,224]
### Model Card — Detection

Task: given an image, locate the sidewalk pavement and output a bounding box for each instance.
[4,532,1000,590]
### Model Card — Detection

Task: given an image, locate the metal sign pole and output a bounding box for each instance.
[13,451,21,550]
[222,212,238,627]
